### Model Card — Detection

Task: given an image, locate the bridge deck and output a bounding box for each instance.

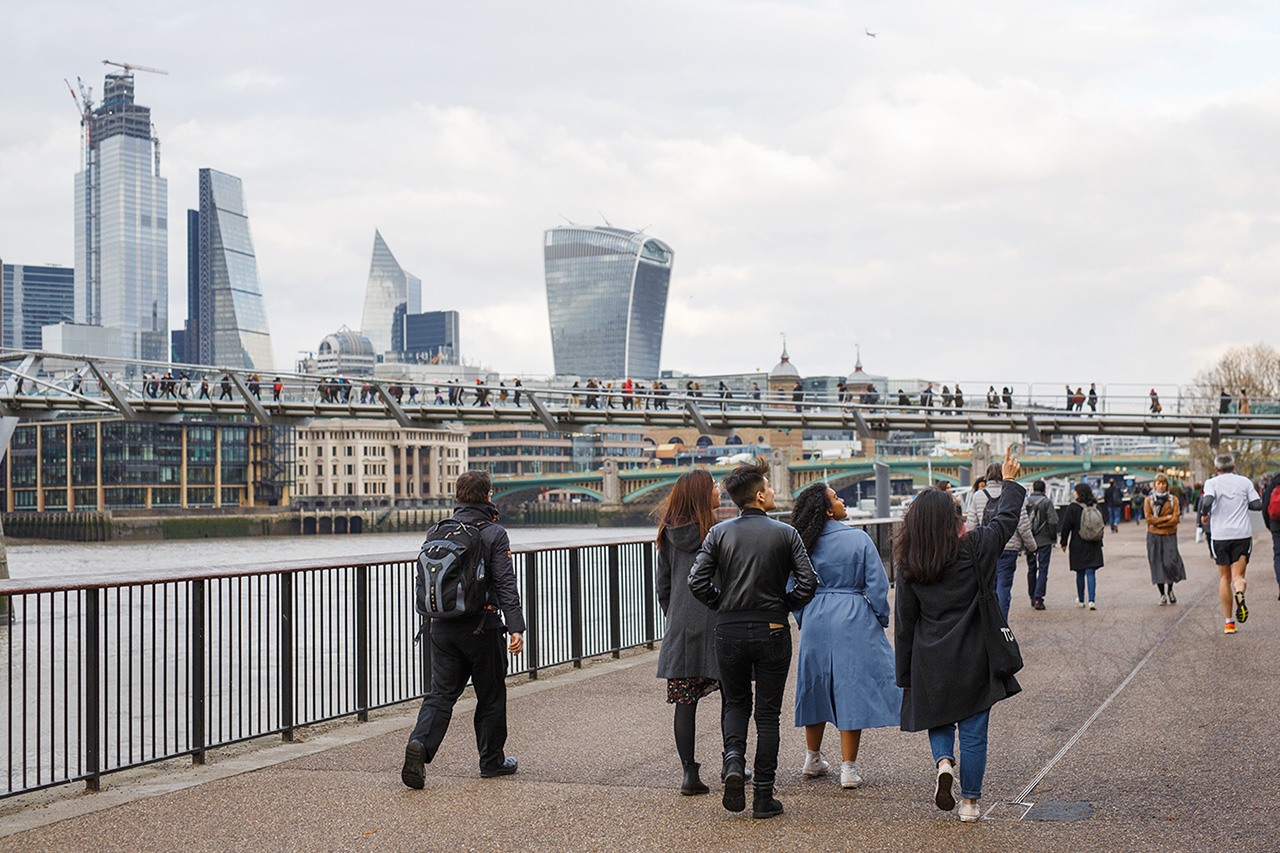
[2,522,1277,851]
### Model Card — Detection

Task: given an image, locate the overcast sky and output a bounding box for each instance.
[3,1,1278,394]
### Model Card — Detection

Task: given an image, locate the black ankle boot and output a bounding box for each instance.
[721,753,746,812]
[752,788,784,819]
[680,762,709,795]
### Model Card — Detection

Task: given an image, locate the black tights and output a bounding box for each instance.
[1158,583,1174,595]
[674,699,727,766]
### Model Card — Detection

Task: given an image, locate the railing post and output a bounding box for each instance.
[607,545,622,659]
[568,548,583,668]
[355,565,369,722]
[189,580,206,765]
[642,543,656,650]
[524,552,539,680]
[279,572,294,742]
[84,588,101,792]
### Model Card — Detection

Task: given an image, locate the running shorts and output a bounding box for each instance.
[1209,537,1252,566]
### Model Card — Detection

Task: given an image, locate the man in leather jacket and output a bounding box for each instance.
[688,458,818,819]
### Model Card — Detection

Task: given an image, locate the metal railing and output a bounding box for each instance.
[0,520,900,799]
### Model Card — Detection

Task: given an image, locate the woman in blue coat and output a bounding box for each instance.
[791,483,902,789]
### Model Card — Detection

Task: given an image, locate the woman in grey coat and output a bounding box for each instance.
[655,469,721,795]
[1144,473,1186,604]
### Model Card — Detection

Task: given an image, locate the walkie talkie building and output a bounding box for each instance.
[543,226,673,379]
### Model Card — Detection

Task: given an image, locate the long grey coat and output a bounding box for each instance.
[896,482,1025,732]
[656,524,719,681]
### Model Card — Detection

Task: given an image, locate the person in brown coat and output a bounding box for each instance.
[1144,473,1186,605]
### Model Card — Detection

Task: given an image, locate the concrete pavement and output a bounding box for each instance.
[3,519,1278,851]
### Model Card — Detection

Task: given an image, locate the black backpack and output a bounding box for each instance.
[980,488,998,527]
[415,518,489,620]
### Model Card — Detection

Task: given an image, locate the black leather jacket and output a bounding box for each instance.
[687,508,818,624]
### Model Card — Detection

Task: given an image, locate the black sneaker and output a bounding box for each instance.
[1235,590,1249,624]
[722,754,746,813]
[401,740,425,789]
[480,756,518,778]
[1168,589,1177,604]
[752,791,784,819]
[1033,599,1046,611]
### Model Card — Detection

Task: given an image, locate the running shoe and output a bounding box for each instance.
[1088,601,1097,611]
[1234,590,1248,624]
[1223,621,1237,634]
[1168,589,1177,604]
[1159,595,1168,606]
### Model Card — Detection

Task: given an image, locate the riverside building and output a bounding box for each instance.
[0,418,293,512]
[467,424,648,477]
[292,419,466,509]
[544,226,673,379]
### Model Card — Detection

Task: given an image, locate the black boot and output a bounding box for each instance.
[722,752,746,812]
[680,762,709,795]
[752,788,784,819]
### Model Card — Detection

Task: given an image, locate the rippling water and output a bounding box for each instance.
[5,526,658,581]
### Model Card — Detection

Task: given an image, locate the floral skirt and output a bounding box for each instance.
[666,676,720,705]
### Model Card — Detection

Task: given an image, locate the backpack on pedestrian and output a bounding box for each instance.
[1077,502,1105,542]
[415,519,490,620]
[1267,481,1280,522]
[980,489,999,527]
[1029,494,1057,538]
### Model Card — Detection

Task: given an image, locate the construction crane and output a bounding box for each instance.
[63,77,95,158]
[101,59,169,76]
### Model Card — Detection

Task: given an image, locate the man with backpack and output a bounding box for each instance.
[1200,454,1263,634]
[1262,471,1280,600]
[1024,480,1059,610]
[402,470,526,788]
[965,462,1037,620]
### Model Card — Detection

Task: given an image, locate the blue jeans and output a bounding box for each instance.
[1075,568,1098,603]
[995,551,1019,619]
[1026,544,1052,601]
[1108,506,1122,529]
[929,708,991,799]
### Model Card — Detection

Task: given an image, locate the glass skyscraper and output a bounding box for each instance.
[2,263,76,350]
[403,310,460,364]
[544,226,674,379]
[73,72,168,360]
[184,169,274,369]
[360,230,421,356]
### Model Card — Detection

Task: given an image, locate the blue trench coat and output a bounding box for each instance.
[794,521,902,730]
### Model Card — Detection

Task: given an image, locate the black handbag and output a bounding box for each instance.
[976,584,1023,679]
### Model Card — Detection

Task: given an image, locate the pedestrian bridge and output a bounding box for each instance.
[491,454,1185,505]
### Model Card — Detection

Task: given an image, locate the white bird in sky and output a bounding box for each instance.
[865,28,877,37]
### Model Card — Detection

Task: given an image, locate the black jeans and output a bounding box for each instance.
[409,628,509,772]
[716,621,792,792]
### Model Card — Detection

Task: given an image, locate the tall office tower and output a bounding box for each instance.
[360,230,421,356]
[403,310,460,364]
[2,263,75,349]
[543,226,673,379]
[73,71,168,360]
[185,169,274,369]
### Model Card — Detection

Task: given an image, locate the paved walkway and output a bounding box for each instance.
[4,521,1279,851]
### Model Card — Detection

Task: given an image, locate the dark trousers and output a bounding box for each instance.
[995,550,1020,619]
[715,621,792,792]
[408,628,509,772]
[1271,528,1280,591]
[1026,543,1052,601]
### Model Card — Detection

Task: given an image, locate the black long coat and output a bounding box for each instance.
[1058,501,1105,572]
[895,482,1025,732]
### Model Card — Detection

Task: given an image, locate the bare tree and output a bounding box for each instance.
[1189,342,1280,480]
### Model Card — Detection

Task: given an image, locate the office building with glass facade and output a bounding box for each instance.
[360,230,421,356]
[182,169,275,369]
[403,310,459,364]
[73,72,168,361]
[544,226,673,379]
[2,263,75,349]
[0,418,294,512]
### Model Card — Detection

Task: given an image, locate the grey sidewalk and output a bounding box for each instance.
[4,522,1279,851]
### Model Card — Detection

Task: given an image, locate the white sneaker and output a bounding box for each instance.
[801,750,830,777]
[1088,601,1097,611]
[1076,599,1086,608]
[934,760,955,811]
[840,761,862,789]
[958,800,981,822]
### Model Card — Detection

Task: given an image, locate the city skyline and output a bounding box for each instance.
[2,3,1279,383]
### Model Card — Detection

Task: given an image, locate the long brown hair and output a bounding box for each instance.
[655,469,718,546]
[894,488,962,585]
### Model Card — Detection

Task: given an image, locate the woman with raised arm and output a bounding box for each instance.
[894,449,1026,823]
[654,469,722,796]
[791,483,901,789]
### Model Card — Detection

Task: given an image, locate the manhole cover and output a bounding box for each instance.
[1025,801,1093,822]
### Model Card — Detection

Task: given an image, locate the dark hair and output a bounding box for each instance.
[790,483,833,554]
[974,477,987,490]
[1033,479,1046,493]
[655,469,718,546]
[1074,482,1096,505]
[985,462,1003,483]
[894,489,962,585]
[723,457,769,508]
[455,470,492,504]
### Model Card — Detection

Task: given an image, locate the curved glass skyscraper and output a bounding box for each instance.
[360,230,421,356]
[544,226,673,379]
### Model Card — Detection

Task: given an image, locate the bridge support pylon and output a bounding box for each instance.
[972,440,991,484]
[770,449,793,511]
